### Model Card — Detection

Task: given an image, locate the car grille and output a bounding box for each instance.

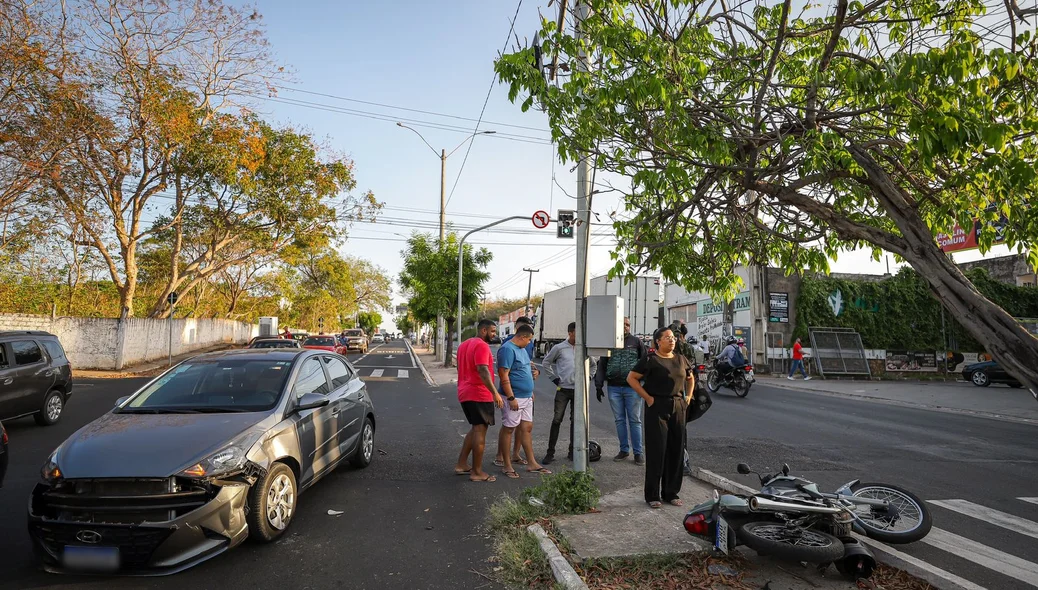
[31,521,174,569]
[36,478,217,525]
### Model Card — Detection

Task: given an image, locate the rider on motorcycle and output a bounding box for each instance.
[716,336,746,377]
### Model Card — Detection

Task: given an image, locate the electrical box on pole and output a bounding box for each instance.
[557,209,575,239]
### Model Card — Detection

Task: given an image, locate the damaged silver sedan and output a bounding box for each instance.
[28,348,376,575]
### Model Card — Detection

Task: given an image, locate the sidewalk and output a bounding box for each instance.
[758,374,1038,424]
[73,344,237,379]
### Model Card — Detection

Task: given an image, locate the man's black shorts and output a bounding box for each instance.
[461,401,496,426]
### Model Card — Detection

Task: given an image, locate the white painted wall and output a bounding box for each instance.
[0,313,257,370]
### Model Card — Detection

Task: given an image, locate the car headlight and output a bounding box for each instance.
[178,431,264,478]
[41,448,63,483]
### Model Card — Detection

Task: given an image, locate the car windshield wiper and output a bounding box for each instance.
[116,407,201,414]
[188,406,255,413]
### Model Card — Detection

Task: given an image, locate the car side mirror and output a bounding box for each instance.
[736,463,751,475]
[294,392,330,413]
[782,463,790,476]
[115,395,130,407]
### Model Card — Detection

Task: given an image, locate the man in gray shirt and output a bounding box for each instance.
[541,322,587,465]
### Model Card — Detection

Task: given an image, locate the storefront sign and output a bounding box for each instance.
[885,351,938,372]
[698,291,751,317]
[769,292,789,323]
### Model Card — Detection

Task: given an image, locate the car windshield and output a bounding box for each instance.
[120,358,291,413]
[304,337,336,347]
[253,340,297,349]
[345,330,363,337]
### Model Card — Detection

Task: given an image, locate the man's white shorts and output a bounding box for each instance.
[501,397,534,427]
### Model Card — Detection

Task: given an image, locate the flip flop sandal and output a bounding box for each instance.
[470,474,497,483]
[492,460,505,467]
[502,469,520,479]
[648,501,663,509]
[511,457,528,465]
[527,467,552,474]
[454,469,471,476]
[668,499,684,507]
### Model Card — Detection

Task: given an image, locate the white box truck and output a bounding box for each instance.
[535,275,661,357]
[258,317,279,337]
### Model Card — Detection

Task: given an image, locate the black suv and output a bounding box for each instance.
[0,331,73,426]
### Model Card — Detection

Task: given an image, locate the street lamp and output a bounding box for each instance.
[397,122,496,362]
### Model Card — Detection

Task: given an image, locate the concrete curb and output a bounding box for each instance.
[688,466,981,590]
[759,378,1038,427]
[405,340,436,386]
[527,523,589,590]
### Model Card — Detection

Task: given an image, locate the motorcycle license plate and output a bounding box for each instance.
[715,516,730,555]
[746,370,755,382]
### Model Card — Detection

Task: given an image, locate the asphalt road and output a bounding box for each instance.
[0,340,521,590]
[3,343,1036,589]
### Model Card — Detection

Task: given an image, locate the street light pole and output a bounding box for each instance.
[523,268,540,317]
[397,123,496,363]
[457,217,528,347]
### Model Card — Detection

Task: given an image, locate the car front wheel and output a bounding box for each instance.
[350,417,375,468]
[35,391,64,426]
[247,462,297,542]
[970,370,991,387]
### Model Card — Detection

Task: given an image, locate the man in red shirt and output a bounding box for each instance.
[455,319,505,482]
[788,337,811,380]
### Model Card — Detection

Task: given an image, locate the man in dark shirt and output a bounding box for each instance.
[595,317,648,464]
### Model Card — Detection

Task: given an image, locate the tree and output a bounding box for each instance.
[497,0,1038,397]
[399,232,492,367]
[37,0,283,318]
[395,314,415,335]
[357,311,381,336]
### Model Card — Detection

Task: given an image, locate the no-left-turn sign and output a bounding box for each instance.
[532,210,550,229]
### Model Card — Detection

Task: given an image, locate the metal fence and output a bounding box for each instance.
[808,327,871,377]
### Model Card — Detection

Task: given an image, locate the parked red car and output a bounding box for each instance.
[302,335,346,355]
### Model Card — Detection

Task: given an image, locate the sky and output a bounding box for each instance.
[243,0,1015,332]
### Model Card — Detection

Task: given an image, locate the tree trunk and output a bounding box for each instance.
[852,148,1038,400]
[444,319,455,368]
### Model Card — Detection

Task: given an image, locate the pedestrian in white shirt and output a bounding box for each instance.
[541,322,590,465]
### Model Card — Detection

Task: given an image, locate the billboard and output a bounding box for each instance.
[936,216,1008,253]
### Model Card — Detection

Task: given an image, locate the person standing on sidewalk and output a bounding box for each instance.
[454,320,504,482]
[626,326,695,509]
[496,325,550,479]
[541,322,578,465]
[788,337,811,380]
[595,317,648,464]
[497,316,536,465]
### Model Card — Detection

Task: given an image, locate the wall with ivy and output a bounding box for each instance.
[792,267,1038,351]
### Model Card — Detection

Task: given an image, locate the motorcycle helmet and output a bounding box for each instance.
[588,440,602,462]
[725,336,737,345]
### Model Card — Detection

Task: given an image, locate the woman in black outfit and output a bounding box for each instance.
[626,326,695,508]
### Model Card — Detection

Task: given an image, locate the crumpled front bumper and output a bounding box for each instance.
[28,481,251,576]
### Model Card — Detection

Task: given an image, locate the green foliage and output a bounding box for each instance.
[394,314,414,334]
[520,468,601,515]
[793,267,1038,350]
[357,311,381,335]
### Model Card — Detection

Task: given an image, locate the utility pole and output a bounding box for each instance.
[523,268,540,317]
[572,0,592,473]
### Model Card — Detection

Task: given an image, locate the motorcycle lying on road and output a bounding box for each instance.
[705,358,754,398]
[683,463,933,579]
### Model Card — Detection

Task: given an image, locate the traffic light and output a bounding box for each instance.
[557,209,575,239]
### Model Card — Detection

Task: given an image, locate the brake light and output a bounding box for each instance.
[1,426,7,445]
[697,365,705,372]
[744,365,753,371]
[683,513,709,535]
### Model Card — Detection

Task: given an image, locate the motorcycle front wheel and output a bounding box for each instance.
[706,370,721,393]
[848,482,933,544]
[737,521,845,563]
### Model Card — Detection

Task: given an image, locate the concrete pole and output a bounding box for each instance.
[437,149,447,363]
[572,0,592,473]
[523,268,540,317]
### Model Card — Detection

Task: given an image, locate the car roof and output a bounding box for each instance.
[0,330,58,339]
[187,348,313,362]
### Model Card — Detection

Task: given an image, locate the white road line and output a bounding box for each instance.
[930,499,1038,540]
[921,527,1038,587]
[1021,498,1038,506]
[397,369,409,379]
[369,369,384,378]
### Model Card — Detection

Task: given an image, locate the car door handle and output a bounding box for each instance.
[332,407,341,416]
[2,378,12,385]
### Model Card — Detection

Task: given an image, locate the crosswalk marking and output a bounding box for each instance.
[1020,498,1038,506]
[369,369,384,377]
[397,369,409,379]
[930,499,1038,540]
[922,527,1038,587]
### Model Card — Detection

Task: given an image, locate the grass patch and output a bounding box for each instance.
[579,553,758,590]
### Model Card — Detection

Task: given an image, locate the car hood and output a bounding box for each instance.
[56,412,270,479]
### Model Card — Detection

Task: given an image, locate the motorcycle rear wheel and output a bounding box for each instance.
[848,482,932,544]
[734,375,750,398]
[737,521,845,563]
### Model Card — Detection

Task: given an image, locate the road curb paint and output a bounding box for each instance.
[527,523,589,590]
[406,340,436,386]
[687,467,985,590]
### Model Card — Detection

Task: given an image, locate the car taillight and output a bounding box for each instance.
[1,427,7,445]
[683,513,709,535]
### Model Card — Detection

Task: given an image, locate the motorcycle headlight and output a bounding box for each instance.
[41,449,63,483]
[178,431,264,478]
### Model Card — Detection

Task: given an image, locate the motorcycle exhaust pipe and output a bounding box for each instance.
[748,496,846,514]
